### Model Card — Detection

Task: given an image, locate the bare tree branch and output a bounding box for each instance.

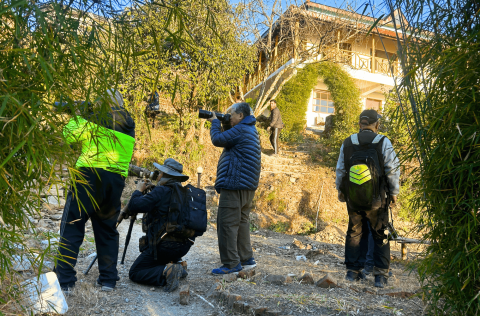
[241,0,369,116]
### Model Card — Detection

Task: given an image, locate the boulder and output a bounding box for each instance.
[316,273,339,288]
[298,273,315,285]
[266,275,292,285]
[227,294,242,307]
[179,285,190,305]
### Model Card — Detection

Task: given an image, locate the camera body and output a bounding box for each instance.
[198,109,232,131]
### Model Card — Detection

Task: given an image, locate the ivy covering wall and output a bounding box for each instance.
[275,64,320,141]
[317,62,362,163]
[273,61,361,147]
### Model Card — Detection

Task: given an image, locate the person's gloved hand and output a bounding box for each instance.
[338,191,346,203]
[117,207,129,225]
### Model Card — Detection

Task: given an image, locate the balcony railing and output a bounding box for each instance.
[245,48,401,94]
[322,48,401,77]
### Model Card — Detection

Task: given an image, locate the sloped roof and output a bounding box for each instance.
[305,1,405,38]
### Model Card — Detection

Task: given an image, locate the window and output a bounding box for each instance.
[339,43,352,51]
[313,91,335,114]
[370,49,398,61]
[366,98,382,112]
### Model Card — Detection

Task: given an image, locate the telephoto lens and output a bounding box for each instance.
[198,109,232,130]
[198,109,229,122]
[128,164,159,181]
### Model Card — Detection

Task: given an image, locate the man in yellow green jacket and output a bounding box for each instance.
[55,89,135,292]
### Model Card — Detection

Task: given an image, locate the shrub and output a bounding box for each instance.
[316,62,362,165]
[276,64,321,141]
[385,0,480,313]
[269,221,289,233]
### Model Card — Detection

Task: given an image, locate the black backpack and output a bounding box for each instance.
[164,183,207,239]
[140,183,207,259]
[342,133,387,211]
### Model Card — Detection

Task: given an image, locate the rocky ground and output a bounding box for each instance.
[15,132,427,316]
[60,209,425,316]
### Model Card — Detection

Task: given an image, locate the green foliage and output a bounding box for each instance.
[276,64,320,141]
[0,0,224,311]
[298,221,316,235]
[316,62,362,165]
[385,0,480,314]
[381,91,419,222]
[266,191,276,201]
[269,221,289,233]
[121,1,255,131]
[132,113,205,176]
[318,62,362,129]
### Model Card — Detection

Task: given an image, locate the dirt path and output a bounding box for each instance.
[65,216,424,316]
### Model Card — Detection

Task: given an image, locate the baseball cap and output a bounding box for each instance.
[359,109,382,124]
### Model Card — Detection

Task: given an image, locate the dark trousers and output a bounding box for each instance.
[217,189,255,268]
[345,205,390,273]
[129,241,191,286]
[269,128,281,154]
[365,221,375,267]
[55,168,125,288]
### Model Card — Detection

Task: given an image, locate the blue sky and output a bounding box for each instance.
[227,0,391,17]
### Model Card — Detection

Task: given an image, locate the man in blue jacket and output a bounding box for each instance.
[208,102,261,274]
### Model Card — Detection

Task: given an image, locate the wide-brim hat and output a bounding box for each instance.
[153,158,189,182]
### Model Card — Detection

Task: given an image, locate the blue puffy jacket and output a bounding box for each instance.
[210,115,261,193]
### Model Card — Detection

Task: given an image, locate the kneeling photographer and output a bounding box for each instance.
[124,159,195,292]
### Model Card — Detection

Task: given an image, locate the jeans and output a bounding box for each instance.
[129,240,191,286]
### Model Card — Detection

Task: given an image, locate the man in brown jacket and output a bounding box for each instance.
[267,99,284,155]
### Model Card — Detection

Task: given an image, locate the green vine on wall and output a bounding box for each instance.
[317,62,362,164]
[275,64,320,141]
[271,61,361,153]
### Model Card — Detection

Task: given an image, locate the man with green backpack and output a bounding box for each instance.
[335,109,400,288]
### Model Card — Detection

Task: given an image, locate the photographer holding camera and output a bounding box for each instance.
[207,102,261,275]
[125,159,191,292]
[55,89,135,293]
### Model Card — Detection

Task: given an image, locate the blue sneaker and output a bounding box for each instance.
[241,257,257,270]
[211,263,242,275]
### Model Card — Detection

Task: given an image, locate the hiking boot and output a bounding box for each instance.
[95,278,115,292]
[163,263,183,292]
[241,258,257,270]
[345,270,366,282]
[363,265,374,275]
[180,266,188,279]
[211,263,242,275]
[375,275,388,288]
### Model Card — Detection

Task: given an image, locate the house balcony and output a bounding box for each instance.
[321,48,401,78]
[244,48,401,95]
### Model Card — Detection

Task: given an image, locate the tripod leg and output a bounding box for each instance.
[84,255,97,275]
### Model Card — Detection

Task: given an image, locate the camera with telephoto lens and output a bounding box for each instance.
[53,101,92,115]
[198,109,232,131]
[128,164,160,181]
